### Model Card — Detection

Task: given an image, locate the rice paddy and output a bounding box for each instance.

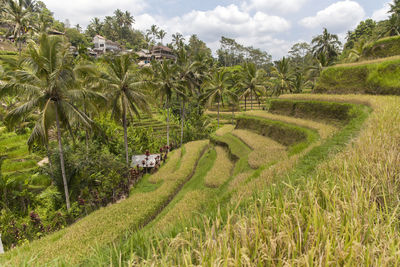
[3,93,399,266]
[204,146,234,188]
[232,129,287,169]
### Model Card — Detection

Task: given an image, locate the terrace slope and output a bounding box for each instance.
[2,94,388,266]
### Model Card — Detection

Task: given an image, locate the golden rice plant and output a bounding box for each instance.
[232,129,287,169]
[155,190,208,231]
[131,95,400,266]
[148,148,181,183]
[215,124,235,136]
[204,146,234,188]
[245,110,337,139]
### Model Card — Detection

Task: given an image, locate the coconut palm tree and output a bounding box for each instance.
[237,62,266,110]
[0,34,95,210]
[2,0,37,54]
[270,57,294,96]
[202,68,235,127]
[311,28,341,61]
[172,32,185,49]
[123,11,134,27]
[176,48,202,147]
[157,29,167,45]
[150,59,181,148]
[146,24,159,44]
[99,54,150,167]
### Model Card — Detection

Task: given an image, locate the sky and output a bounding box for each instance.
[41,0,392,59]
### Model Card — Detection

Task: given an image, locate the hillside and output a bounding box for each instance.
[3,90,399,265]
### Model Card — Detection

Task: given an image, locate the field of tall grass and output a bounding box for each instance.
[315,57,400,95]
[204,146,234,187]
[75,94,378,266]
[232,129,286,169]
[3,93,399,266]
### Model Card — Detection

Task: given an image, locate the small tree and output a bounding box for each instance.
[202,68,236,127]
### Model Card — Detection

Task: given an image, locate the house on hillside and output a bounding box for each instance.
[136,46,176,67]
[137,49,151,67]
[151,45,176,61]
[93,35,121,54]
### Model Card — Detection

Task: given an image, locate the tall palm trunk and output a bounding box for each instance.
[166,99,170,149]
[180,98,185,148]
[122,107,129,167]
[232,104,235,124]
[84,102,89,159]
[217,98,220,128]
[55,106,71,211]
[250,91,253,110]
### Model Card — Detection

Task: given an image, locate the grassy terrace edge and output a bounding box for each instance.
[315,57,400,95]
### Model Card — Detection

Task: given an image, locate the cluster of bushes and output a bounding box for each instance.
[362,36,400,59]
[315,58,400,95]
[268,99,355,124]
[235,116,308,147]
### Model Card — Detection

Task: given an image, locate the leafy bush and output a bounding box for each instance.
[362,36,400,59]
[268,99,354,124]
[315,58,400,95]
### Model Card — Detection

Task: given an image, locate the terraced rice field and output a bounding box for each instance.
[0,127,46,187]
[4,94,399,266]
[232,129,286,169]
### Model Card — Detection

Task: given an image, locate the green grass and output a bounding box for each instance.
[362,35,400,59]
[211,132,252,160]
[235,115,318,155]
[316,57,400,95]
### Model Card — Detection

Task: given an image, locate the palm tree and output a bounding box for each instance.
[270,57,294,96]
[346,39,367,62]
[89,17,103,35]
[311,28,341,61]
[99,54,150,166]
[238,62,266,110]
[202,68,235,127]
[2,0,37,54]
[172,32,185,49]
[306,53,332,89]
[389,0,400,16]
[150,59,180,148]
[176,48,201,147]
[0,34,94,210]
[157,29,167,45]
[123,11,134,27]
[147,24,159,44]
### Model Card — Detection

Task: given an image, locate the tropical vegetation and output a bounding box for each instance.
[1,0,400,266]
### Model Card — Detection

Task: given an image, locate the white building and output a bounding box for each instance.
[93,35,121,54]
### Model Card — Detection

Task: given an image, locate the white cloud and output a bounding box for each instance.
[167,5,289,40]
[299,0,365,33]
[372,2,391,22]
[42,0,148,26]
[242,0,309,13]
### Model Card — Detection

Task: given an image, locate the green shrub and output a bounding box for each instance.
[315,58,400,95]
[235,116,308,147]
[362,36,400,59]
[268,99,354,124]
